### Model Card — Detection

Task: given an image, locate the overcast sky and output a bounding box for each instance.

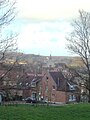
[12,0,90,56]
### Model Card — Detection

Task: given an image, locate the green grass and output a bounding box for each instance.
[0,103,90,120]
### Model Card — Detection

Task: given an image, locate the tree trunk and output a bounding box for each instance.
[88,90,90,103]
[88,74,90,103]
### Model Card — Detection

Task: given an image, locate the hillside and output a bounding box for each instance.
[1,52,84,67]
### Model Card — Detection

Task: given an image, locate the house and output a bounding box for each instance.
[17,73,42,100]
[0,64,42,101]
[0,63,80,103]
[38,70,80,103]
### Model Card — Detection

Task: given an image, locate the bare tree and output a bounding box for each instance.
[66,10,90,102]
[0,0,18,92]
[0,0,17,60]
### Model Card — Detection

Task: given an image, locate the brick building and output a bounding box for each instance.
[0,66,80,103]
[17,73,42,100]
[38,70,80,103]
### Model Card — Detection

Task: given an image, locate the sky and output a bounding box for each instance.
[11,0,90,56]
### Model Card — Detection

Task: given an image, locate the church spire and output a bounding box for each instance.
[49,54,52,60]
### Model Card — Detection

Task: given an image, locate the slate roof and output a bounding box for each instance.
[49,71,66,91]
[17,74,42,89]
[49,71,79,92]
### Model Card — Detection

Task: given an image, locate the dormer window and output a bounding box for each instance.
[19,82,22,85]
[31,82,36,87]
[69,85,75,90]
[67,82,76,91]
[31,78,36,87]
[26,83,28,86]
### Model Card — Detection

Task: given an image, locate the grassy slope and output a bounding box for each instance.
[0,103,90,120]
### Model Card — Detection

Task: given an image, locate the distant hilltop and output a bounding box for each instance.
[0,52,84,67]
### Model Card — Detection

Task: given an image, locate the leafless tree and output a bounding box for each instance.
[0,0,17,60]
[66,10,90,102]
[0,0,18,93]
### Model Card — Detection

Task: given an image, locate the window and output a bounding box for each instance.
[52,94,55,96]
[9,81,13,86]
[69,85,75,90]
[67,82,76,91]
[57,77,60,87]
[69,95,76,102]
[31,82,36,87]
[39,86,42,91]
[52,85,55,90]
[31,93,36,100]
[3,81,7,85]
[26,83,28,86]
[45,86,48,93]
[73,95,76,101]
[69,95,72,101]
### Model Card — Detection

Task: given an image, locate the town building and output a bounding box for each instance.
[39,70,80,103]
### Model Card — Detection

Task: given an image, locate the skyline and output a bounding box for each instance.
[11,0,90,56]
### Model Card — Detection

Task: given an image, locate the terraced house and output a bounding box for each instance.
[0,65,80,103]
